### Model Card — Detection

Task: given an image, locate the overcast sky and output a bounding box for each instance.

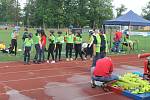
[113,0,149,15]
[19,0,149,15]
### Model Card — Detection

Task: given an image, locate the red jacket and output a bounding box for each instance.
[114,31,122,41]
[93,57,113,77]
[41,35,46,47]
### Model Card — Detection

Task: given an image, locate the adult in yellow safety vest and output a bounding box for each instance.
[91,30,101,67]
[85,31,94,60]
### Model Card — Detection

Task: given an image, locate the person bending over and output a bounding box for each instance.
[91,57,118,87]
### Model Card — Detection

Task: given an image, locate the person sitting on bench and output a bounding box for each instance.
[122,34,134,50]
[91,57,118,88]
[0,42,5,50]
[0,44,15,54]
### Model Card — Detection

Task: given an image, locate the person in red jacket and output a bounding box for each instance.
[91,57,118,87]
[111,30,122,53]
[138,53,150,78]
[39,29,47,63]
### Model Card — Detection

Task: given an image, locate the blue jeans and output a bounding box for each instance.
[34,44,40,61]
[92,75,118,83]
[39,46,45,62]
[112,40,121,52]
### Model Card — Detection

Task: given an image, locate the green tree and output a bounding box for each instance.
[0,0,21,24]
[64,0,79,27]
[22,0,113,28]
[23,0,36,27]
[116,4,127,17]
[76,0,89,27]
[142,1,150,20]
[88,0,113,28]
[48,0,64,28]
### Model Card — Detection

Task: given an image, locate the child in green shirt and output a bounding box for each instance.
[24,33,33,65]
[74,32,83,60]
[64,32,74,61]
[55,31,64,61]
[47,30,56,63]
[33,29,41,63]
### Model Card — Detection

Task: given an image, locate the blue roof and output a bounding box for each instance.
[104,10,150,26]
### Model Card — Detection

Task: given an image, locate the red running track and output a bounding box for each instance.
[0,54,144,100]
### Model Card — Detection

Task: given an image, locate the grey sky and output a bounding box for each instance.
[113,0,149,15]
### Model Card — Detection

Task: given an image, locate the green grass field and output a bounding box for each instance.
[0,28,150,62]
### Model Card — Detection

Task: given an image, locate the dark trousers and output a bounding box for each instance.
[11,39,17,55]
[91,51,106,67]
[24,47,31,63]
[112,40,121,52]
[39,46,45,62]
[47,44,55,60]
[55,44,62,60]
[74,44,83,60]
[34,44,40,61]
[85,44,93,58]
[66,43,73,58]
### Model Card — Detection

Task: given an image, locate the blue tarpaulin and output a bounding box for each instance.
[104,10,150,26]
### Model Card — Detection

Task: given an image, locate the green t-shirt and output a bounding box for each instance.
[33,34,41,44]
[24,38,33,47]
[56,35,64,44]
[48,35,55,44]
[75,36,82,44]
[66,34,74,43]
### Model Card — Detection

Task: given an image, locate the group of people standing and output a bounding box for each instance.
[9,28,108,65]
[10,28,119,86]
[21,29,94,64]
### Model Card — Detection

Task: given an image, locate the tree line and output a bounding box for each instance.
[0,0,150,28]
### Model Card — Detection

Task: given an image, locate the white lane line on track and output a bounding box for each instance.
[0,59,142,70]
[0,60,143,76]
[0,81,91,96]
[73,92,113,100]
[0,60,143,83]
[0,65,87,75]
[0,54,138,63]
[0,56,135,64]
[0,55,140,67]
[0,61,91,69]
[0,72,89,83]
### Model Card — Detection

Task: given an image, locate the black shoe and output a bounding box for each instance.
[33,60,37,64]
[82,59,85,61]
[91,80,96,88]
[41,60,45,63]
[37,61,41,64]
